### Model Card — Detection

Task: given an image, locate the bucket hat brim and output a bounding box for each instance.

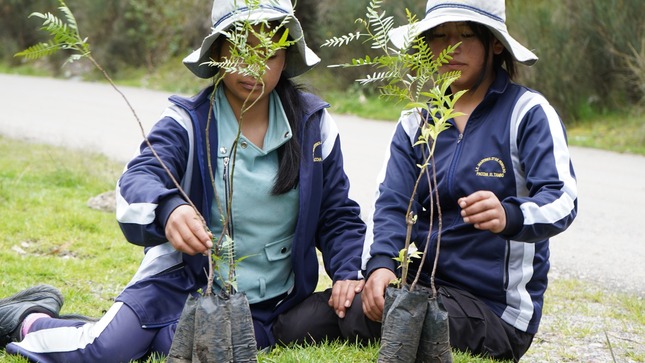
[183,5,320,79]
[389,5,538,66]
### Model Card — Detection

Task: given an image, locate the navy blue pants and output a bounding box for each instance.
[436,285,534,362]
[7,302,172,362]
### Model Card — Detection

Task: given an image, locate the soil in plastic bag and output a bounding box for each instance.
[192,293,234,362]
[168,294,198,362]
[167,292,257,363]
[416,296,452,363]
[378,286,429,362]
[379,286,402,337]
[227,293,257,362]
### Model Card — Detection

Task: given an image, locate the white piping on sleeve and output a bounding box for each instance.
[509,91,577,225]
[501,242,535,331]
[319,109,338,160]
[115,193,157,225]
[115,105,194,225]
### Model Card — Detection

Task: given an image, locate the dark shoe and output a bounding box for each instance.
[0,285,64,347]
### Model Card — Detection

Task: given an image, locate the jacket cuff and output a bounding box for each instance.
[157,195,190,230]
[365,255,397,279]
[500,201,523,237]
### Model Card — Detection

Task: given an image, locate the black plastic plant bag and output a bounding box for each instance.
[378,286,429,362]
[227,293,258,362]
[415,296,452,363]
[192,293,234,362]
[380,286,402,338]
[168,294,198,362]
[167,292,257,363]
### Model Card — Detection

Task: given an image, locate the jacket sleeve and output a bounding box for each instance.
[316,110,367,282]
[365,111,425,278]
[500,92,578,242]
[116,115,191,246]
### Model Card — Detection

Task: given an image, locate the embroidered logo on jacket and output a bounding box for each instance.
[475,157,506,178]
[312,141,323,162]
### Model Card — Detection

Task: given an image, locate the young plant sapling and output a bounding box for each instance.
[323,1,466,361]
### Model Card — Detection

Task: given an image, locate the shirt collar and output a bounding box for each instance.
[215,84,292,154]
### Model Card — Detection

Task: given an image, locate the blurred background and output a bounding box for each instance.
[1,0,643,124]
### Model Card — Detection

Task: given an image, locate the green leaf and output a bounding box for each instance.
[16,1,91,61]
[14,42,60,60]
[404,102,429,111]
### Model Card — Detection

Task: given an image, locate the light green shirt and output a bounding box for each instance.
[209,85,298,303]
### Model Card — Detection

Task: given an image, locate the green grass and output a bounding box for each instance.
[567,112,645,155]
[320,89,403,122]
[0,137,140,316]
[0,62,52,78]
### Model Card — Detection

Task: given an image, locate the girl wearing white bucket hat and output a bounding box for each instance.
[183,0,321,78]
[363,0,578,361]
[4,1,379,361]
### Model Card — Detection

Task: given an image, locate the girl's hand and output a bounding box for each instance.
[458,190,506,233]
[328,279,365,318]
[165,204,213,255]
[362,268,397,322]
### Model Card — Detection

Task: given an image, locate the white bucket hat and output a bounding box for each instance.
[389,0,538,66]
[183,0,321,78]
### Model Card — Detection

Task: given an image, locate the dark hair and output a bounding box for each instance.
[272,75,303,195]
[467,22,516,80]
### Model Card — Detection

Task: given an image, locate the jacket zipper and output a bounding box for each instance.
[222,156,234,239]
[222,155,237,291]
[503,240,510,290]
[447,131,465,197]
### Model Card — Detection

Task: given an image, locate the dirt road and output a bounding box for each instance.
[1,73,643,296]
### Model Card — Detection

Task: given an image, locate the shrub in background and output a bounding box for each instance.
[3,0,210,76]
[508,0,644,121]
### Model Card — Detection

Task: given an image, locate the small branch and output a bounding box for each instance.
[604,330,617,363]
[400,210,415,288]
[409,125,435,294]
[87,55,206,229]
[429,153,442,297]
[410,152,433,294]
[204,84,220,297]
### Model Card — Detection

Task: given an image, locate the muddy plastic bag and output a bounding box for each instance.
[168,295,198,362]
[167,292,257,363]
[378,286,429,362]
[192,293,234,362]
[379,286,402,338]
[416,296,452,363]
[226,293,257,362]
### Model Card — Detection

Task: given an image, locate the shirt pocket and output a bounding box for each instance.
[264,235,293,262]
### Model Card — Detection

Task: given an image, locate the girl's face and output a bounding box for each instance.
[218,25,287,112]
[426,22,503,92]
